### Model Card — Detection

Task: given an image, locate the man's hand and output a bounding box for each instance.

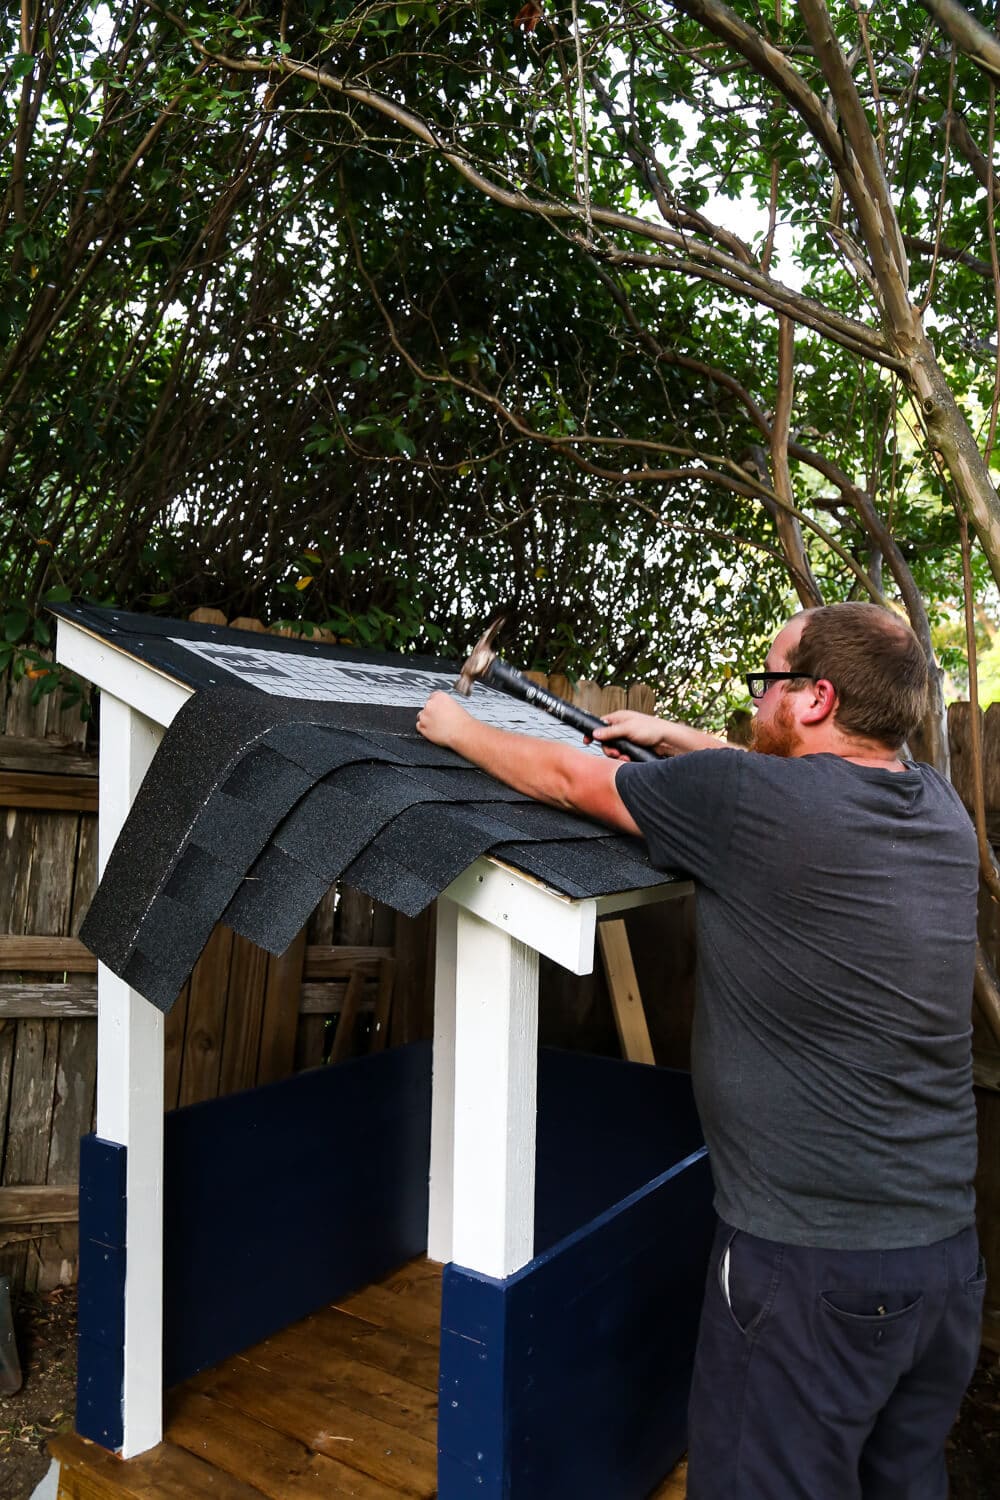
[590,710,669,758]
[416,690,472,749]
[591,711,733,758]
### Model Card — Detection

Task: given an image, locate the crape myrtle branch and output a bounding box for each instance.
[920,0,1000,86]
[337,189,884,601]
[152,1,1000,586]
[161,20,900,371]
[588,264,935,665]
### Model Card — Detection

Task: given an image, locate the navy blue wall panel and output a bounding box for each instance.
[439,1141,714,1498]
[76,1136,127,1450]
[534,1049,704,1253]
[162,1040,432,1388]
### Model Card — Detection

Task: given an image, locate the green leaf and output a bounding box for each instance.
[3,608,29,643]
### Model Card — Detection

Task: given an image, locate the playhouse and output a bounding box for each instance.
[50,603,713,1500]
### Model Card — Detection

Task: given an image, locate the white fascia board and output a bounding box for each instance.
[595,878,694,916]
[444,857,598,975]
[55,617,191,730]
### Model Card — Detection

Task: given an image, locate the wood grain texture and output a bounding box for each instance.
[177,925,235,1107]
[0,735,96,777]
[0,935,96,970]
[598,918,655,1065]
[188,1360,437,1495]
[303,945,394,979]
[163,980,190,1113]
[327,967,366,1066]
[0,982,97,1016]
[166,1388,403,1499]
[47,1019,97,1182]
[257,929,307,1085]
[0,1184,78,1223]
[53,1256,691,1498]
[0,771,98,812]
[218,935,270,1095]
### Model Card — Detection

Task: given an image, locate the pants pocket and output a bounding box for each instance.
[820,1289,923,1352]
[720,1229,783,1340]
[963,1255,987,1297]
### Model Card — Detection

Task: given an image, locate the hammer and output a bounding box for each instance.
[454,620,658,763]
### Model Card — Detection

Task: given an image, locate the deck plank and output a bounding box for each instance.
[187,1361,438,1496]
[53,1430,269,1499]
[52,1258,689,1499]
[167,1389,403,1500]
[217,1328,438,1435]
[296,1306,440,1392]
[334,1273,442,1346]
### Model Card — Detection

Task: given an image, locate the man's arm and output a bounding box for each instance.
[416,692,641,836]
[591,710,736,757]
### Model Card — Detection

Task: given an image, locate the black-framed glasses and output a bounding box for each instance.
[745,671,814,700]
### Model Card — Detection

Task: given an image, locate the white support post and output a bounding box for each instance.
[427,898,458,1263]
[450,907,539,1280]
[95,694,165,1457]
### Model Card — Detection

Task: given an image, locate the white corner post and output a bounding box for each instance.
[431,858,600,1279]
[96,693,165,1457]
[427,897,458,1263]
[450,907,540,1279]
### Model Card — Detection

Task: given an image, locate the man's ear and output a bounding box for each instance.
[797,678,838,725]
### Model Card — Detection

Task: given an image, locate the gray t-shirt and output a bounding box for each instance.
[617,750,979,1249]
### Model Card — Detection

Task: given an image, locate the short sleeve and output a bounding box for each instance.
[615,749,744,886]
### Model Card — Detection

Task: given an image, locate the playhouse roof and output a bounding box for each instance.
[55,604,673,1011]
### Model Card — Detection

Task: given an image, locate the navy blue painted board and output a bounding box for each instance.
[78,1135,126,1247]
[76,1137,127,1451]
[76,1338,124,1451]
[439,1147,715,1500]
[162,1040,433,1388]
[534,1049,704,1254]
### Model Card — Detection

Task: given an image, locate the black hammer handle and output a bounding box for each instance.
[482,657,658,763]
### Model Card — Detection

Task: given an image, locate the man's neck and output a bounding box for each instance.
[792,729,906,771]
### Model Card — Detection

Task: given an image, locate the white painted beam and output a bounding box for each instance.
[595,878,694,916]
[444,857,598,975]
[451,908,539,1279]
[427,898,458,1263]
[56,617,190,730]
[95,694,165,1457]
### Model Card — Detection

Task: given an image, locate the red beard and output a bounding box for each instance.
[751,694,802,757]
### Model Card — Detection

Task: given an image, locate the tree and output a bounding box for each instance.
[4,1,1000,735]
[131,0,1000,757]
[6,1,1000,1026]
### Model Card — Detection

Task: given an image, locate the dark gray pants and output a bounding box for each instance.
[686,1218,986,1500]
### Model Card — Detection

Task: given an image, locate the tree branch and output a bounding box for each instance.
[920,0,1000,85]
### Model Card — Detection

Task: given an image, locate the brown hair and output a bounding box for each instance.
[785,602,928,750]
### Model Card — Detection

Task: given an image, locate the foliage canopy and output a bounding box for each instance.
[4,1,1000,730]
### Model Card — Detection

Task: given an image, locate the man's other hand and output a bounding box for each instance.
[590,710,669,758]
[416,690,471,749]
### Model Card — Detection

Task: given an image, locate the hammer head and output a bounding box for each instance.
[455,618,504,696]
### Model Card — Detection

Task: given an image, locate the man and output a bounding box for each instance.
[416,601,985,1500]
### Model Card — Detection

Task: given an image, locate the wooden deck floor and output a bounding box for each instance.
[52,1259,687,1499]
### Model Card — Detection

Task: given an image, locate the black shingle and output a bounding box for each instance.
[343,803,525,915]
[222,847,331,953]
[66,607,675,1013]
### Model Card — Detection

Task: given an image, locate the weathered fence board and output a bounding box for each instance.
[0,663,96,1291]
